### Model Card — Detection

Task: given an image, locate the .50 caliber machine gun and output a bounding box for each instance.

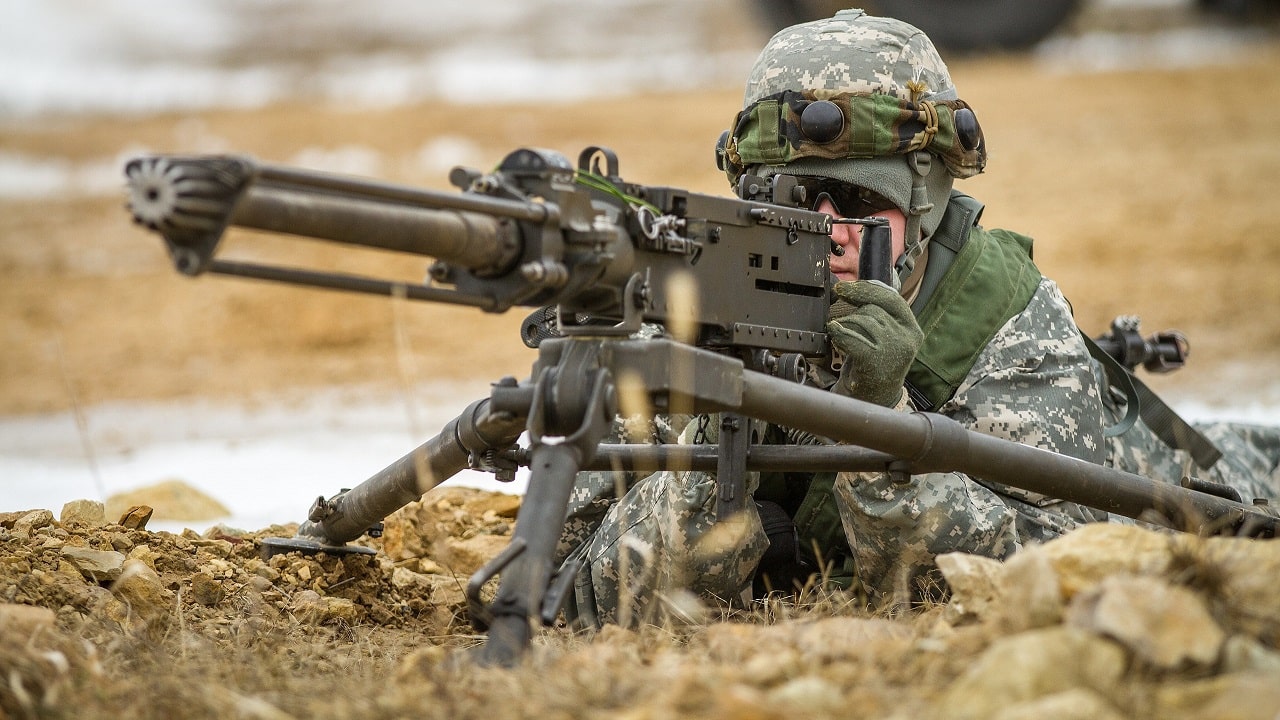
[125,146,1277,666]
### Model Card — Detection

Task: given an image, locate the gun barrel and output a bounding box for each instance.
[125,155,530,275]
[736,369,1277,536]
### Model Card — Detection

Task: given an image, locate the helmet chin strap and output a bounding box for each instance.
[896,150,934,287]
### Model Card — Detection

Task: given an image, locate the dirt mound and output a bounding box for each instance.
[3,491,1279,719]
[104,479,232,523]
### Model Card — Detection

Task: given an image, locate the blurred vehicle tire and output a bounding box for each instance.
[753,0,1082,52]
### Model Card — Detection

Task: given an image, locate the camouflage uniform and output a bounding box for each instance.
[832,275,1113,602]
[556,414,770,627]
[554,9,1280,624]
[1102,393,1280,514]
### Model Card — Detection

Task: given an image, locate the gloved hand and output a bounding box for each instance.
[826,280,923,407]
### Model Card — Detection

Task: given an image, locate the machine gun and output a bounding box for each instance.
[125,146,1277,667]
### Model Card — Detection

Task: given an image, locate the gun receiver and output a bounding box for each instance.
[126,146,834,360]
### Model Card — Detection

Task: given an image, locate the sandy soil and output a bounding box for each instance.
[4,487,1279,719]
[3,41,1280,417]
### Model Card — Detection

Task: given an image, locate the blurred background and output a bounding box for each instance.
[2,0,1278,530]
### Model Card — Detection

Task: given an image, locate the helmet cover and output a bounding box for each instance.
[727,9,986,247]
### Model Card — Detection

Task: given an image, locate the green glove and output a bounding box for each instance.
[826,280,923,407]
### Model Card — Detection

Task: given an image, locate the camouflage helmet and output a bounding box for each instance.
[723,9,987,278]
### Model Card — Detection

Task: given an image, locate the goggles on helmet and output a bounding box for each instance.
[721,90,987,184]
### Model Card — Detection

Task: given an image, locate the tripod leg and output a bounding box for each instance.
[476,441,584,666]
[473,338,617,666]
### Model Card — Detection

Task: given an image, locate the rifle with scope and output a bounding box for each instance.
[124,146,1278,666]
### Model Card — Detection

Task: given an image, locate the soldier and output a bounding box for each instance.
[555,9,1279,626]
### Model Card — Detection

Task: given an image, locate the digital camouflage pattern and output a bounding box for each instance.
[560,416,770,627]
[833,277,1110,602]
[743,9,956,105]
[1102,389,1280,515]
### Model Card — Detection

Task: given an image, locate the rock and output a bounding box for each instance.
[937,546,1063,631]
[391,566,434,591]
[1220,635,1280,674]
[126,544,162,571]
[202,523,249,542]
[999,546,1064,632]
[1039,523,1172,599]
[118,505,154,530]
[936,552,1004,623]
[289,590,360,626]
[251,564,281,582]
[190,572,225,607]
[107,532,134,551]
[417,558,445,574]
[61,546,126,582]
[1197,535,1280,645]
[936,627,1127,720]
[14,509,55,536]
[0,603,57,639]
[765,676,844,716]
[0,510,28,528]
[110,559,175,622]
[438,534,512,578]
[469,492,521,519]
[320,596,360,625]
[1067,575,1224,672]
[106,479,230,523]
[740,647,803,687]
[708,684,770,720]
[991,688,1126,720]
[60,499,106,528]
[699,622,765,661]
[382,488,519,563]
[787,616,912,662]
[1151,671,1280,720]
[380,505,430,562]
[1044,528,1280,647]
[392,566,466,608]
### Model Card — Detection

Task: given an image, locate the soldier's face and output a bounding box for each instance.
[819,197,907,282]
